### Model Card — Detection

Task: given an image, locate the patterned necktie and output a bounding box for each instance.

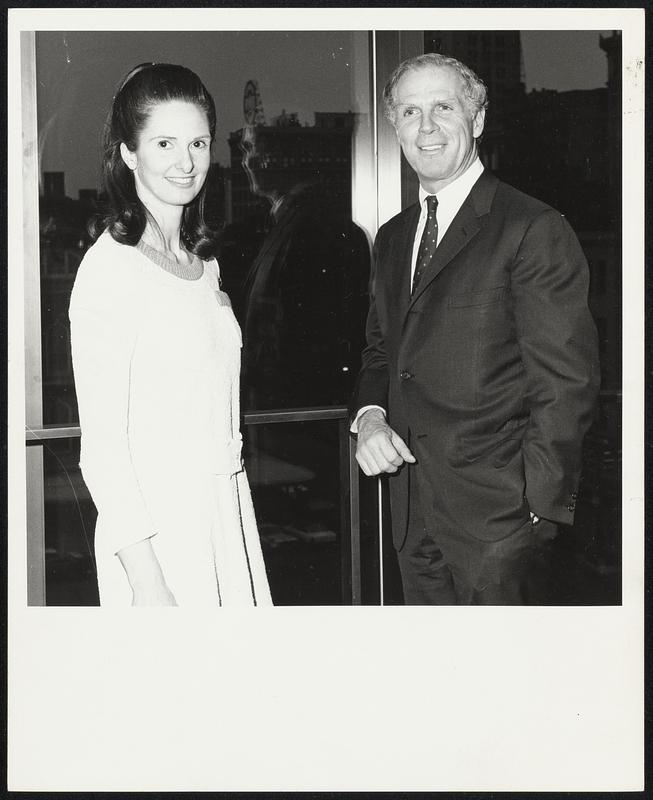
[411,194,438,295]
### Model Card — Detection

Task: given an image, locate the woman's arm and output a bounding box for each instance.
[117,538,177,606]
[70,245,175,604]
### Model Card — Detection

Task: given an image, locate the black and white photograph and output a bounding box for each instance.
[7,5,644,792]
[20,23,624,608]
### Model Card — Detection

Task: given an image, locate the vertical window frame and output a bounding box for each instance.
[21,30,47,606]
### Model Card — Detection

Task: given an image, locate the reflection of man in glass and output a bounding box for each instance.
[219,119,370,410]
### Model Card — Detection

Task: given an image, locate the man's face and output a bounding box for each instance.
[393,65,485,193]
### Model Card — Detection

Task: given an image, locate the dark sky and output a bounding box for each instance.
[36,30,611,198]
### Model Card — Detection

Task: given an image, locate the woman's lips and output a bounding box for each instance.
[166,176,195,186]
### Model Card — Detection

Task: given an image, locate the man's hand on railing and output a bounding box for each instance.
[355,408,415,476]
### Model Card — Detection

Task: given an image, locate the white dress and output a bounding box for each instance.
[69,231,272,606]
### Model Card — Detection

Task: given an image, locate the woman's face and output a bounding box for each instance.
[120,99,212,216]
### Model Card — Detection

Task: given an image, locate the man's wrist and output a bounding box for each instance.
[358,407,386,433]
[351,405,386,434]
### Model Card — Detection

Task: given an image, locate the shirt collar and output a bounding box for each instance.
[418,157,485,207]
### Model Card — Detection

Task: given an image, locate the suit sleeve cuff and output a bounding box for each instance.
[350,405,386,434]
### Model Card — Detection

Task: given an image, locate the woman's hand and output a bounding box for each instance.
[131,580,178,606]
[117,537,178,607]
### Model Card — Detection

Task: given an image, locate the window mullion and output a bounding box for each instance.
[21,30,46,606]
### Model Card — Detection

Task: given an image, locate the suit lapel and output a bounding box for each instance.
[387,204,420,319]
[406,170,499,311]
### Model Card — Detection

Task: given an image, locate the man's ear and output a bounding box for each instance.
[119,142,137,171]
[472,107,486,139]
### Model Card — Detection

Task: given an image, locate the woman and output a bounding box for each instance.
[69,63,272,606]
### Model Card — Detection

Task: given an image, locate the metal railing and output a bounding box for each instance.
[25,406,362,606]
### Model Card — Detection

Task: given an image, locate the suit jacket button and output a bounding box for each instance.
[400,370,413,381]
[571,491,578,500]
[567,503,575,512]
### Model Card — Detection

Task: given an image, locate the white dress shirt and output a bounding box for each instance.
[353,157,485,432]
[410,157,485,283]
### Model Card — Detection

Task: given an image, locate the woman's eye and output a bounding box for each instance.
[157,140,171,149]
[192,140,208,149]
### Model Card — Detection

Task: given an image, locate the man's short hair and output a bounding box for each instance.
[383,52,489,124]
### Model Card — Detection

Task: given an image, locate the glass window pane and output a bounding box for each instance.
[249,418,382,604]
[36,30,372,422]
[246,420,345,605]
[41,420,379,606]
[42,438,99,606]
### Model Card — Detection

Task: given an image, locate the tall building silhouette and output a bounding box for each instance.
[600,31,622,192]
[43,171,65,199]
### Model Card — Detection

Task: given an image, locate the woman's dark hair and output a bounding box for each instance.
[91,63,218,258]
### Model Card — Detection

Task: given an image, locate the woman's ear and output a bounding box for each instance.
[119,142,137,171]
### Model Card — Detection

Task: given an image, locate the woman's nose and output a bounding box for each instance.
[177,148,194,173]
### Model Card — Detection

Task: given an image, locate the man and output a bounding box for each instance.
[351,53,600,604]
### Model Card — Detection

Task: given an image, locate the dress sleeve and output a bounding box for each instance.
[69,247,157,554]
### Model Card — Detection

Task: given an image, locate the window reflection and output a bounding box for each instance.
[219,105,370,410]
[40,179,93,425]
[42,439,99,606]
[245,421,343,605]
[36,30,372,423]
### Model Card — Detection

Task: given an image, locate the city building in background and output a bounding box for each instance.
[226,109,356,224]
[218,88,369,411]
[39,171,96,427]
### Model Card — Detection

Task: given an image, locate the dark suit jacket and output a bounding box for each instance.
[351,170,600,549]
